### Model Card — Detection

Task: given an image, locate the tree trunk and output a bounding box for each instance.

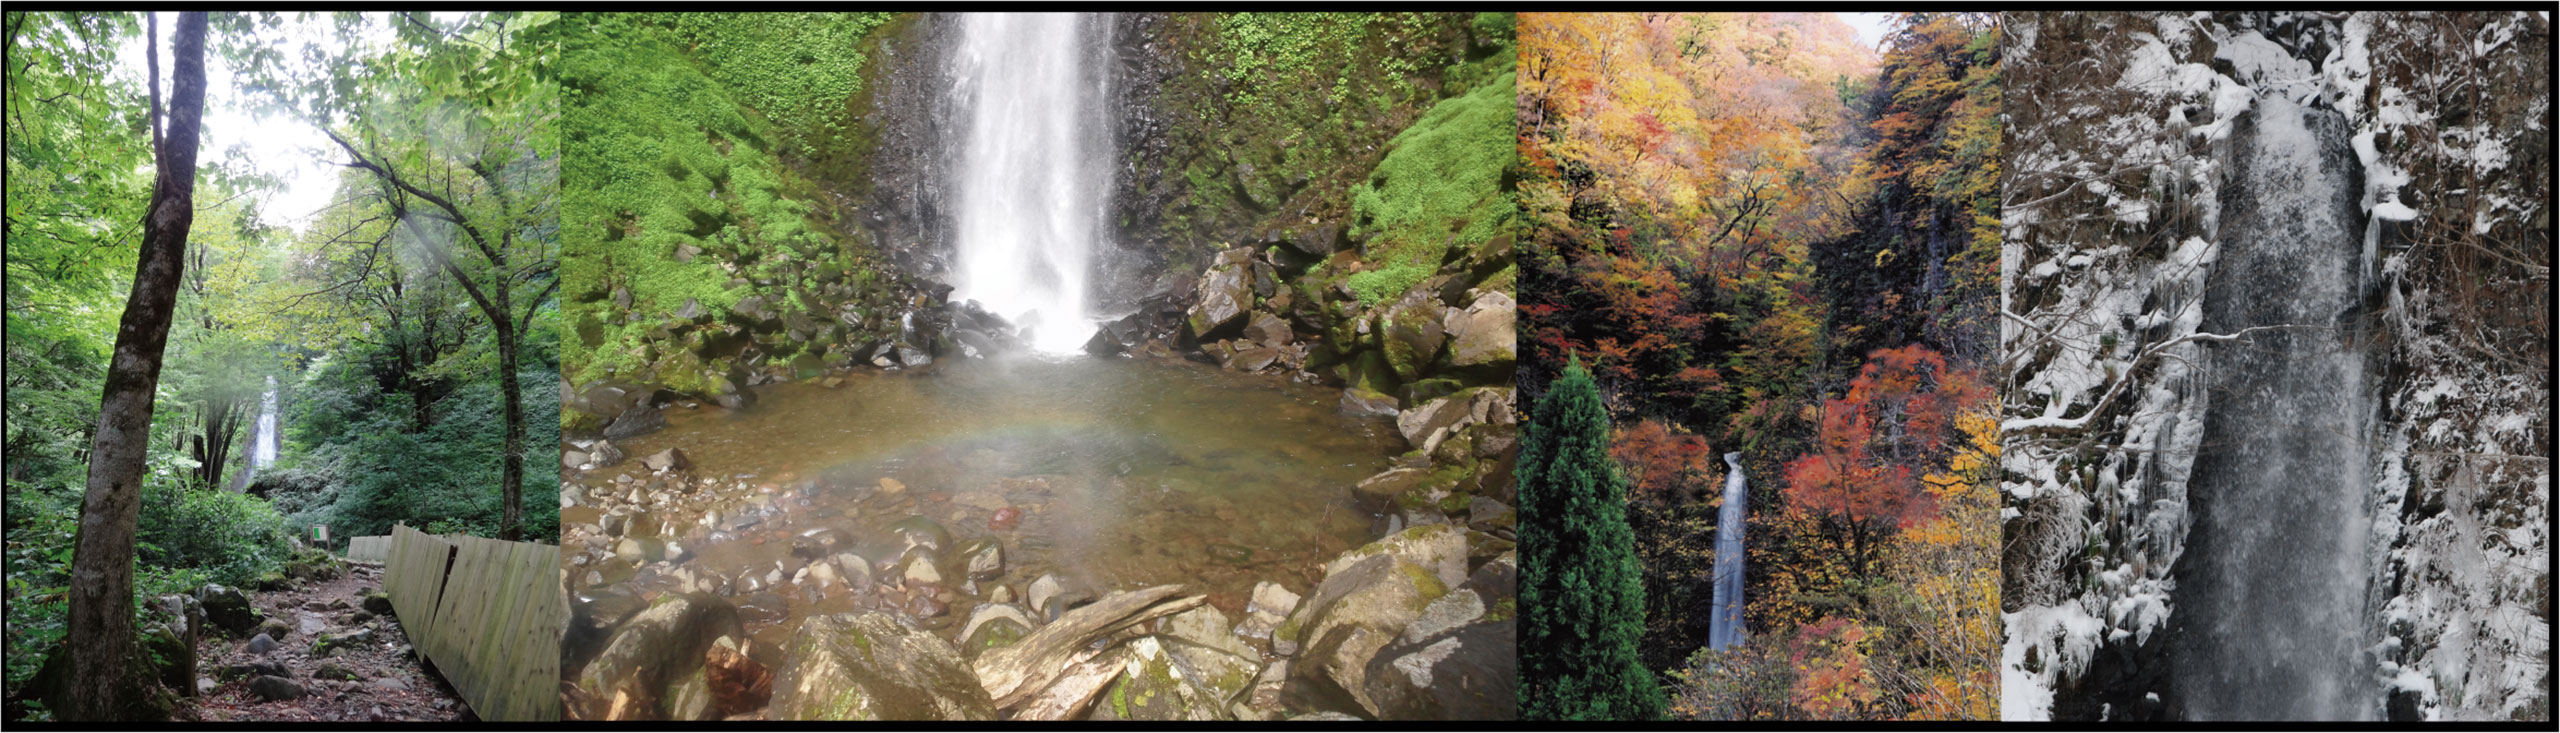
[62,11,206,721]
[496,312,523,541]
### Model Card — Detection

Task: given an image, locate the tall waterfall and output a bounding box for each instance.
[949,13,1112,354]
[2172,94,2377,720]
[1708,451,1748,649]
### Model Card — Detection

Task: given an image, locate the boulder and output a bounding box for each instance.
[1325,524,1470,592]
[590,440,628,467]
[1395,390,1480,452]
[1360,620,1517,720]
[1012,645,1131,721]
[1442,291,1515,371]
[362,592,395,616]
[766,613,996,720]
[573,592,745,720]
[198,584,261,637]
[245,633,280,656]
[1185,249,1256,341]
[1274,554,1450,712]
[248,675,306,701]
[602,403,666,441]
[1377,291,1448,382]
[1160,605,1254,661]
[1241,312,1293,346]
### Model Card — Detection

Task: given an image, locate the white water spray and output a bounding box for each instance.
[949,13,1112,354]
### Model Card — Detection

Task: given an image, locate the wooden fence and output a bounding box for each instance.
[380,523,564,721]
[345,535,391,563]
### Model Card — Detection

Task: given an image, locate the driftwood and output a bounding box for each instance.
[974,584,1204,708]
[1009,646,1126,721]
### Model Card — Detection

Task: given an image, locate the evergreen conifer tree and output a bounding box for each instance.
[1519,358,1667,720]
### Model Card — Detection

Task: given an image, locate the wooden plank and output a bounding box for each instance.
[423,534,565,721]
[345,535,391,562]
[381,524,454,652]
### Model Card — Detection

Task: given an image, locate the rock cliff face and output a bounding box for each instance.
[2000,11,2549,722]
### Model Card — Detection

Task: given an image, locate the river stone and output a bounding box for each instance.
[767,612,996,720]
[1276,554,1449,710]
[901,552,944,589]
[1091,637,1230,721]
[959,603,1036,658]
[641,448,691,473]
[1442,291,1515,371]
[888,514,949,554]
[1361,620,1516,720]
[574,592,745,720]
[959,538,1004,581]
[198,584,260,637]
[248,675,305,701]
[832,553,875,595]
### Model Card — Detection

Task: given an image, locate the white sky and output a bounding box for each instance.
[117,12,396,233]
[1836,12,1894,50]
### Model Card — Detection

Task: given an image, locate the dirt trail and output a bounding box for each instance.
[181,563,472,722]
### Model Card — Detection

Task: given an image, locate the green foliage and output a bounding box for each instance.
[1519,360,1668,721]
[561,13,889,391]
[1345,71,1518,304]
[272,343,563,542]
[667,12,894,161]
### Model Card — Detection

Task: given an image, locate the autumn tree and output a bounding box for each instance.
[1780,345,1985,580]
[1520,359,1667,721]
[60,11,207,721]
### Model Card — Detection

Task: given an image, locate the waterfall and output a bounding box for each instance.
[949,13,1112,354]
[1708,451,1748,650]
[2173,94,2377,720]
[233,375,279,492]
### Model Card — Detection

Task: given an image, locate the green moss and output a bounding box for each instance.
[1397,560,1450,611]
[1482,596,1516,623]
[1343,71,1517,304]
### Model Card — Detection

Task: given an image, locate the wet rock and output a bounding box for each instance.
[790,527,856,560]
[1207,543,1254,565]
[831,553,875,595]
[665,666,717,721]
[959,603,1036,659]
[958,538,1005,581]
[573,592,745,720]
[989,506,1022,531]
[1395,391,1480,452]
[878,477,907,495]
[736,592,789,624]
[1089,637,1231,721]
[1361,620,1516,720]
[249,675,306,701]
[198,584,261,637]
[901,553,944,589]
[888,514,950,554]
[1339,388,1400,418]
[1442,291,1515,372]
[766,613,996,720]
[641,448,692,473]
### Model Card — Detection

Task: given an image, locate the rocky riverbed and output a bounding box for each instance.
[557,353,1518,720]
